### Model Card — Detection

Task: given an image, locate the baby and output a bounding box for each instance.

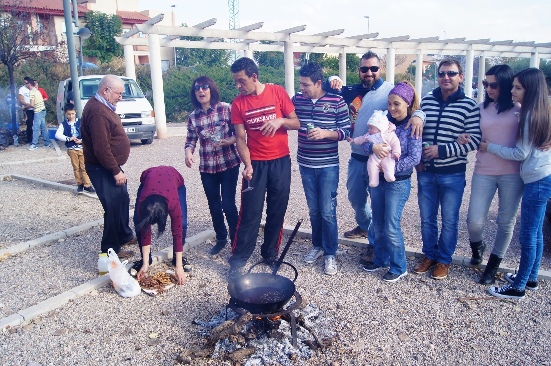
[351,110,401,187]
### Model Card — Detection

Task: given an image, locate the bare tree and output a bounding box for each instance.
[0,0,54,136]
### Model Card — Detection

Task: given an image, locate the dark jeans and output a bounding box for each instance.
[86,163,134,253]
[25,109,34,143]
[133,184,188,264]
[200,165,239,246]
[229,156,291,269]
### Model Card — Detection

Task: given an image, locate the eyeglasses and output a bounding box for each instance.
[108,88,123,97]
[482,80,499,90]
[193,84,210,91]
[359,66,380,73]
[438,71,460,78]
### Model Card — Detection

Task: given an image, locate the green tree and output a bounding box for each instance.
[175,26,230,67]
[254,51,284,68]
[83,11,123,63]
[0,0,55,135]
[346,53,360,71]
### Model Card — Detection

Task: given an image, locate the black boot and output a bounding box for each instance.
[470,240,486,265]
[479,254,502,285]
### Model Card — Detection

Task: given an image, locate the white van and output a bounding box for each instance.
[57,75,156,144]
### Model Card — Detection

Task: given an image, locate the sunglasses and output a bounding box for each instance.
[482,80,499,90]
[438,71,460,78]
[193,84,210,91]
[359,66,380,73]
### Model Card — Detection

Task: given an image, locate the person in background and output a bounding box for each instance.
[185,76,241,255]
[28,80,51,150]
[359,82,422,282]
[81,75,135,259]
[18,76,34,144]
[483,68,551,300]
[413,59,481,280]
[293,62,350,275]
[134,166,187,285]
[459,65,522,284]
[228,57,300,278]
[55,103,95,194]
[35,81,49,102]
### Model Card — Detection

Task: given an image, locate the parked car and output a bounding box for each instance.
[56,75,156,144]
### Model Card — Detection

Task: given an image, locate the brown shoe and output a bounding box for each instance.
[431,263,450,280]
[343,226,368,239]
[122,237,138,246]
[413,257,436,274]
[116,250,135,259]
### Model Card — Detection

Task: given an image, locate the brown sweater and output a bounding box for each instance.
[81,97,130,175]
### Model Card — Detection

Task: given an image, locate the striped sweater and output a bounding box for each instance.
[421,87,481,174]
[293,92,351,168]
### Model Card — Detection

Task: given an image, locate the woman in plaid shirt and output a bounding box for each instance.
[185,76,241,255]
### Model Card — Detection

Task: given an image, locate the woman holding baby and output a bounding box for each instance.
[352,82,423,282]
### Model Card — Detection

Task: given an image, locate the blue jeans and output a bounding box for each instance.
[466,174,523,258]
[346,157,375,243]
[200,165,239,245]
[512,175,551,291]
[417,171,466,264]
[32,110,50,146]
[300,165,339,256]
[370,178,411,275]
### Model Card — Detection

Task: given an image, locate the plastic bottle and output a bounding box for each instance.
[98,253,109,275]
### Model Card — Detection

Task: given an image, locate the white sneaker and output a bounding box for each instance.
[324,255,337,275]
[28,144,38,151]
[304,247,324,264]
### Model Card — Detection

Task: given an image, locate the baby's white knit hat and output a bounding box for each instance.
[367,110,390,133]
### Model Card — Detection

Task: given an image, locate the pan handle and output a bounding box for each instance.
[247,261,298,281]
[272,219,303,276]
[279,261,299,282]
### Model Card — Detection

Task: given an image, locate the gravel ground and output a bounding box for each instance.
[1,127,550,365]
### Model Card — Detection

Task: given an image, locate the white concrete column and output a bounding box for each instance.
[477,54,486,103]
[464,48,474,98]
[339,50,347,86]
[284,41,294,96]
[148,33,167,139]
[123,44,136,80]
[415,51,424,97]
[530,51,540,68]
[386,47,395,85]
[244,49,253,60]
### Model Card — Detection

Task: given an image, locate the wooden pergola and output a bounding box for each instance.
[116,15,551,138]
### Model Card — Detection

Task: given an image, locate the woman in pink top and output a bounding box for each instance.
[461,65,523,284]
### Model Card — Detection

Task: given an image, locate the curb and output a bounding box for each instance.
[1,222,549,331]
[280,223,551,281]
[0,140,65,168]
[4,173,91,196]
[0,229,215,331]
[0,219,104,258]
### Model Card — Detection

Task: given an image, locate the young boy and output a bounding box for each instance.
[55,104,95,194]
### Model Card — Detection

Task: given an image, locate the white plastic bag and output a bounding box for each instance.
[107,248,141,298]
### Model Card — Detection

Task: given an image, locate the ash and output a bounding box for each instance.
[203,303,334,365]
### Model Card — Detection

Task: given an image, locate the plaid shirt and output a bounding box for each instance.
[185,102,241,174]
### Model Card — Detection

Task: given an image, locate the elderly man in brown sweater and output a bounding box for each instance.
[81,75,136,258]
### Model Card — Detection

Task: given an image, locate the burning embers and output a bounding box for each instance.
[179,299,334,365]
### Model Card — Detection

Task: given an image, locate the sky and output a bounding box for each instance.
[138,0,551,44]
